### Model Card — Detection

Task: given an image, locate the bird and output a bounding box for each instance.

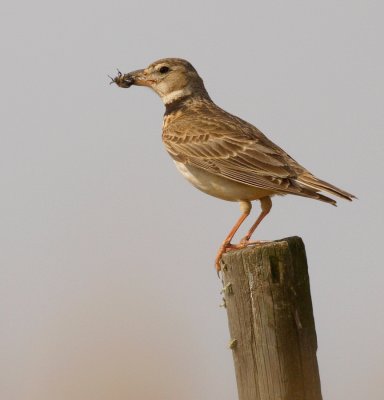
[110,58,355,272]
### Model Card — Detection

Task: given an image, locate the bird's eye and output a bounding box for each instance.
[159,66,170,74]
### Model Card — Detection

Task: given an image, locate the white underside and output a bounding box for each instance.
[174,161,272,202]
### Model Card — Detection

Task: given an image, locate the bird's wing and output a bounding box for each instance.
[163,108,307,195]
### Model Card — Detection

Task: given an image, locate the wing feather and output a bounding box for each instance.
[163,106,302,193]
[162,102,354,202]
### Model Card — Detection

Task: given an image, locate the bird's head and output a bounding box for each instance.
[110,58,210,104]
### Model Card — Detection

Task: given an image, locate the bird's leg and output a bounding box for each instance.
[240,196,272,246]
[215,201,251,272]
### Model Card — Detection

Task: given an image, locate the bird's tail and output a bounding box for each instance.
[294,172,356,205]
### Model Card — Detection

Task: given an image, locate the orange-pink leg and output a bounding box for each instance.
[240,196,272,245]
[215,201,251,273]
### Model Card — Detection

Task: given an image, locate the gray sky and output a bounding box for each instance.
[1,1,383,399]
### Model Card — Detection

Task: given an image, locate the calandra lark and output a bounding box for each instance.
[110,58,355,272]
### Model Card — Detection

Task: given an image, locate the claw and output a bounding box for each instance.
[215,242,232,274]
[239,237,249,246]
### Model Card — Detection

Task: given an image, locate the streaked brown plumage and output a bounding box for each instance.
[111,58,355,272]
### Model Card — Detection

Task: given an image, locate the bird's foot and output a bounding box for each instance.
[215,240,269,274]
[239,236,250,247]
[239,237,269,247]
[215,242,235,273]
[215,242,245,273]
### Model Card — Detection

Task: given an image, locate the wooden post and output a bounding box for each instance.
[220,236,322,400]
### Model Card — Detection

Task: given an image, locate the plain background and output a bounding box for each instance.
[1,1,383,399]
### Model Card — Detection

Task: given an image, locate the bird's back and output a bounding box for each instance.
[162,97,355,204]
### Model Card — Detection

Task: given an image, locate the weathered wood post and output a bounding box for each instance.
[220,236,322,400]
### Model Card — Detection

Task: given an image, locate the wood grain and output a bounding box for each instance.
[221,236,322,400]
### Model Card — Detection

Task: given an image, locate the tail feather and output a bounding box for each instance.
[289,184,337,206]
[296,173,356,203]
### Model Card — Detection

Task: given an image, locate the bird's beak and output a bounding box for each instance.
[110,68,155,88]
